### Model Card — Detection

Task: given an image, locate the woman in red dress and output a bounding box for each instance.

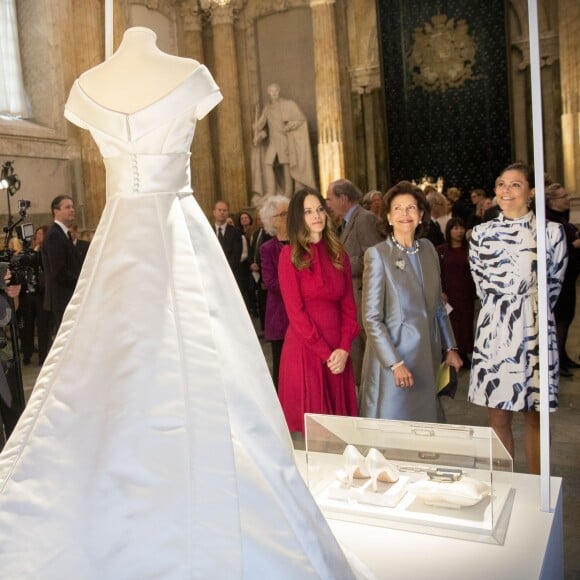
[436,217,476,364]
[278,189,360,433]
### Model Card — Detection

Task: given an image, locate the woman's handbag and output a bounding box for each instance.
[436,362,458,398]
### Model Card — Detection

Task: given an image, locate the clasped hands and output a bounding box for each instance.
[327,349,349,375]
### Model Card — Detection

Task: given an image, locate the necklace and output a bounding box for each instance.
[391,235,419,255]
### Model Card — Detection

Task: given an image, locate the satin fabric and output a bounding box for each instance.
[359,238,456,422]
[0,66,363,579]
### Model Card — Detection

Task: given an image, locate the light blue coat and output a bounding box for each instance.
[360,238,456,422]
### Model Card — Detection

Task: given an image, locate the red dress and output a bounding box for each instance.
[278,241,360,432]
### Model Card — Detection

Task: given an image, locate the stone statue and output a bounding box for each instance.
[251,83,316,197]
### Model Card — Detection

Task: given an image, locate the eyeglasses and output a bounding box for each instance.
[391,204,419,215]
[273,210,288,218]
[551,193,570,200]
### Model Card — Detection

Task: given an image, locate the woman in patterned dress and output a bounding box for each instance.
[468,163,567,474]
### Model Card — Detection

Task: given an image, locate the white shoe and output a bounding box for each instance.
[338,445,371,486]
[365,448,399,492]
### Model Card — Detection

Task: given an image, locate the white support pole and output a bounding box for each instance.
[527,0,551,512]
[105,0,114,60]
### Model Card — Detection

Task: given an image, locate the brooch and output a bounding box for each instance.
[395,259,406,271]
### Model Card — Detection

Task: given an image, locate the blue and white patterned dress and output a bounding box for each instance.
[468,212,567,412]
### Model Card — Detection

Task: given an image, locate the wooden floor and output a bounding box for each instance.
[17,284,580,579]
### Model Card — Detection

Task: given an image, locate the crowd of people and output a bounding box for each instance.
[5,197,93,360]
[0,195,94,440]
[210,162,577,475]
[3,167,577,475]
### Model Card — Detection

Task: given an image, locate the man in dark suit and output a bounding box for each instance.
[326,179,384,386]
[424,189,446,247]
[248,216,271,328]
[42,195,82,330]
[213,200,242,283]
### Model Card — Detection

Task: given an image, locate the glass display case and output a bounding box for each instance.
[304,414,515,545]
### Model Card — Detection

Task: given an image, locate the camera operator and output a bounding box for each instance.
[12,226,51,366]
[4,235,25,347]
[0,268,22,446]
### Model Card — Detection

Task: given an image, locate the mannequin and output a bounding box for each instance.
[77,27,199,114]
[0,26,369,580]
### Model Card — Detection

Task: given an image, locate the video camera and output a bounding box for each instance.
[0,214,36,289]
[1,161,33,244]
[0,161,34,287]
[0,248,39,290]
[0,162,27,438]
[6,197,33,241]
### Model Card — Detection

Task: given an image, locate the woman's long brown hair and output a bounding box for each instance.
[287,188,344,270]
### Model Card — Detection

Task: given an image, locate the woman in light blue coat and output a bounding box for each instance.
[360,181,463,422]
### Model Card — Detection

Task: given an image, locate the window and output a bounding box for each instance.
[0,0,29,118]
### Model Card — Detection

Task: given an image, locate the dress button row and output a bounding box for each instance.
[131,156,140,191]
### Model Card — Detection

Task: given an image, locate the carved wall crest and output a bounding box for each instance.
[408,14,477,92]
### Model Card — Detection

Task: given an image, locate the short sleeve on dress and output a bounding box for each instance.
[193,66,223,120]
[63,63,222,132]
[64,83,92,130]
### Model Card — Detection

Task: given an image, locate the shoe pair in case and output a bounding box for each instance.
[338,445,399,492]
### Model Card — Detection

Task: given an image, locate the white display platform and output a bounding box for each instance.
[294,450,564,580]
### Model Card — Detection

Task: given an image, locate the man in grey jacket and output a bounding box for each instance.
[326,179,384,386]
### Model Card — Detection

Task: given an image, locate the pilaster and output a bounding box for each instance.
[310,0,344,196]
[208,3,248,211]
[180,5,217,217]
[70,0,105,229]
[559,0,580,192]
[68,0,127,229]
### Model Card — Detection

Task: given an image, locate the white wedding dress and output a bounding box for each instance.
[0,65,364,579]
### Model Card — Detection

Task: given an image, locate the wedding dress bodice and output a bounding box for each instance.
[64,65,220,197]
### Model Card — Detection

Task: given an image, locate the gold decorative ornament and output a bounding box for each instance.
[408,13,477,92]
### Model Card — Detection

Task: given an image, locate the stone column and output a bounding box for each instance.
[350,65,383,191]
[310,0,345,196]
[208,3,248,213]
[559,0,580,192]
[70,0,104,230]
[180,5,217,217]
[69,0,127,230]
